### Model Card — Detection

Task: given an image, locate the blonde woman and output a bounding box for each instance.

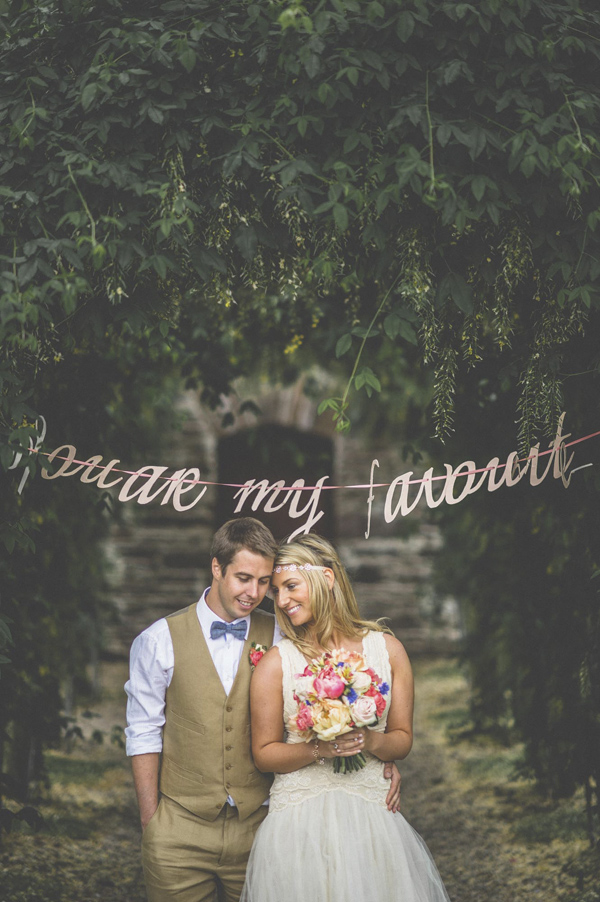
[241,534,450,902]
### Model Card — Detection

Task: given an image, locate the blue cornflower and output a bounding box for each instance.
[345,688,358,704]
[379,682,390,696]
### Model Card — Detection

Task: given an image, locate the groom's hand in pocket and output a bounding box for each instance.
[141,801,159,832]
[131,753,160,831]
[383,761,401,813]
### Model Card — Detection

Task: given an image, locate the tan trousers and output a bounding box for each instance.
[142,797,268,902]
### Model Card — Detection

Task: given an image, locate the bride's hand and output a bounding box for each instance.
[318,729,366,758]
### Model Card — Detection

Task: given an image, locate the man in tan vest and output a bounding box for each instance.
[125,517,401,902]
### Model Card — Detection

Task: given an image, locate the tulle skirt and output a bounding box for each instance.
[241,789,451,902]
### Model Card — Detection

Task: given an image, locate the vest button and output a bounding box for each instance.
[226,726,232,732]
[226,705,233,712]
[226,745,232,751]
[226,764,232,770]
[216,803,221,809]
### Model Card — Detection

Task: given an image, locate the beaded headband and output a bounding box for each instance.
[272,563,326,574]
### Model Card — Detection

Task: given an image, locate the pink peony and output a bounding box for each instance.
[296,704,314,732]
[313,670,346,699]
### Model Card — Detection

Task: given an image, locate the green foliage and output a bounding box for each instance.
[425,353,600,837]
[0,326,181,802]
[0,613,13,670]
[0,0,599,446]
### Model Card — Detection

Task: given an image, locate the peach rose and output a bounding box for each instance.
[335,649,366,670]
[312,699,353,741]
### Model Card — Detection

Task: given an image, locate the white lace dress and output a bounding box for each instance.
[241,633,451,902]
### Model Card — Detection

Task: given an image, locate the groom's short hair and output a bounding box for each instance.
[211,518,277,573]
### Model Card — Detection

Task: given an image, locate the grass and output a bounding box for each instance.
[457,747,523,781]
[45,754,124,786]
[513,804,589,845]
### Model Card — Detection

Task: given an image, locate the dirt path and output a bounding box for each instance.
[1,659,597,902]
[407,660,596,902]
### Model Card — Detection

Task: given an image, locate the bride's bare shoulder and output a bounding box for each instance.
[383,632,411,668]
[253,644,283,679]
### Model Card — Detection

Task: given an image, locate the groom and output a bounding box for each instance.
[125,517,401,902]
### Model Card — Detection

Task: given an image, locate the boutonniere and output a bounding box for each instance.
[249,642,268,670]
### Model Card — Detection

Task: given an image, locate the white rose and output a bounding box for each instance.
[294,676,315,701]
[351,696,378,727]
[351,671,372,692]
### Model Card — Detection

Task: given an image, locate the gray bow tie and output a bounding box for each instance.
[210,620,248,641]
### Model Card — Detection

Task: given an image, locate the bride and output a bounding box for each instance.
[241,533,451,902]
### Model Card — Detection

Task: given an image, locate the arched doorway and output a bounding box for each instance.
[216,424,335,542]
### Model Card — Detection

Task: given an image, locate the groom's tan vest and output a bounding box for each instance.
[159,604,274,822]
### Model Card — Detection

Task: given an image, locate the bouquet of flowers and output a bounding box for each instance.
[289,648,390,774]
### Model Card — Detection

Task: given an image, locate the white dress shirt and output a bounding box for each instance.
[125,588,282,757]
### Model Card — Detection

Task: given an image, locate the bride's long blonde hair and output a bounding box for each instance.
[273,533,390,659]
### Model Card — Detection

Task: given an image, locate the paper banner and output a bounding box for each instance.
[10,412,597,540]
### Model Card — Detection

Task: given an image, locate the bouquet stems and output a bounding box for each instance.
[333,753,367,774]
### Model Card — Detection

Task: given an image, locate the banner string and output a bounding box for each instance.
[27,427,600,491]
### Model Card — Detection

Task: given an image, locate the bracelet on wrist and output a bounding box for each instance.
[312,739,325,765]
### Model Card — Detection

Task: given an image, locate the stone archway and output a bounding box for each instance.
[105,381,461,658]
